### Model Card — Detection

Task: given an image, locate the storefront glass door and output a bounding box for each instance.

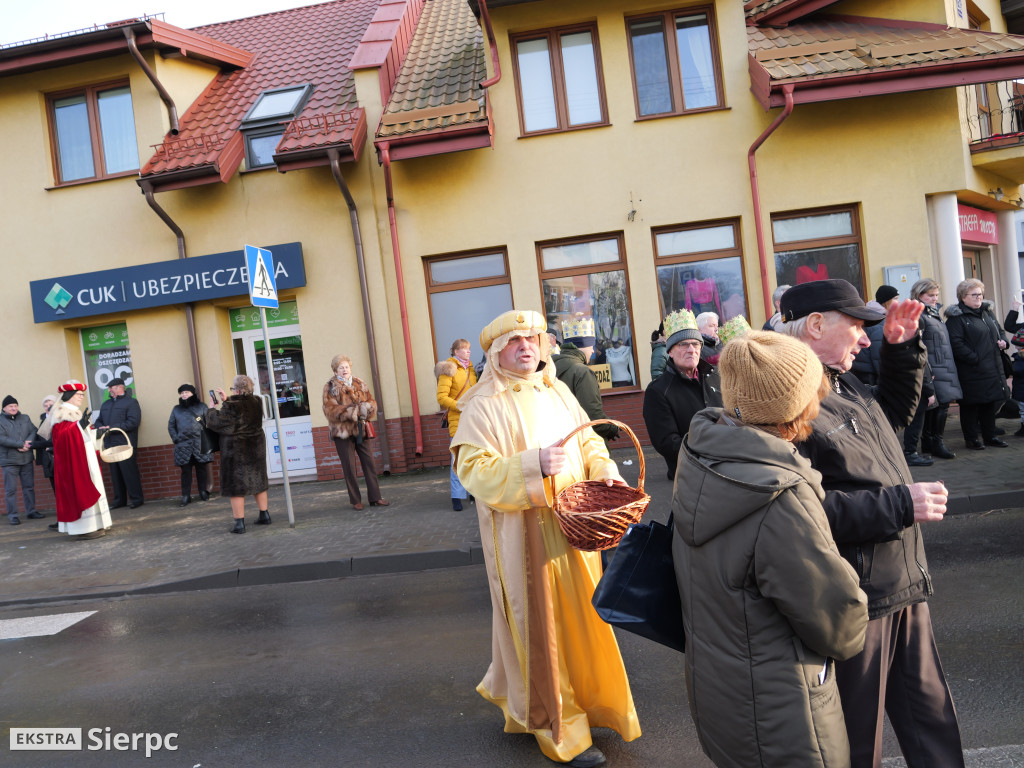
[230,303,316,479]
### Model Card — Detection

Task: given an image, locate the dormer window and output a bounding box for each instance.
[241,84,313,169]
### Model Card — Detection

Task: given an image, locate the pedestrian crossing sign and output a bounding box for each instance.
[245,244,278,309]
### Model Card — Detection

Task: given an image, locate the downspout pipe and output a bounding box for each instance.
[124,27,179,135]
[477,0,502,89]
[328,148,391,473]
[141,181,203,393]
[379,143,424,456]
[748,83,795,319]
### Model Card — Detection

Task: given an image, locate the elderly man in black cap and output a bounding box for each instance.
[94,377,144,509]
[1,395,45,525]
[779,279,964,768]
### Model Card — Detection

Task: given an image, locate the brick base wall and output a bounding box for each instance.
[13,392,651,512]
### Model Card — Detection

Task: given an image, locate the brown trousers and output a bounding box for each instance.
[332,436,381,505]
[836,601,964,768]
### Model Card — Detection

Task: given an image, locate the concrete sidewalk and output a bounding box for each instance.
[3,413,1022,607]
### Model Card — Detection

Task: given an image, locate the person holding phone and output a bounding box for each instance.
[205,376,269,533]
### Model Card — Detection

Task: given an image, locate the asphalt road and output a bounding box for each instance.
[1,508,1021,767]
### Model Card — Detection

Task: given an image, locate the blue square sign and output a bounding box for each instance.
[246,245,279,309]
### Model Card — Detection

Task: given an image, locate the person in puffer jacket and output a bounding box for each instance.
[673,331,867,768]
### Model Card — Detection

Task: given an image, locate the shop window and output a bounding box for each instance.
[772,206,865,296]
[539,233,637,389]
[653,219,748,322]
[424,250,514,365]
[511,23,608,135]
[48,82,140,183]
[240,84,313,169]
[80,322,133,414]
[626,7,722,118]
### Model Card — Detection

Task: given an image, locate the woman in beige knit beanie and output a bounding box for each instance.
[719,330,829,441]
[670,330,868,768]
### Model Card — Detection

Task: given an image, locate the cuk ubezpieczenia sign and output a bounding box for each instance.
[29,242,305,323]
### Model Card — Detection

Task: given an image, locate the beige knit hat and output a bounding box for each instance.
[719,331,824,425]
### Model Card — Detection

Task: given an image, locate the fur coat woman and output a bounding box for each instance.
[205,394,268,497]
[322,376,377,440]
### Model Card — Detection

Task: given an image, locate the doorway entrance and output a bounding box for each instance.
[230,303,316,479]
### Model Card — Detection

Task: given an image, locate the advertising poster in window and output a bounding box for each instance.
[81,322,133,414]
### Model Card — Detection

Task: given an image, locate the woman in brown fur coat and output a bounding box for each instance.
[206,375,269,534]
[322,354,388,510]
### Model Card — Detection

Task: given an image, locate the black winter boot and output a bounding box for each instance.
[452,498,463,511]
[178,495,191,507]
[255,509,272,525]
[230,518,246,534]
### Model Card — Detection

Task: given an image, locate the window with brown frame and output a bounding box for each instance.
[653,219,749,323]
[626,6,723,119]
[538,233,638,389]
[510,23,609,136]
[772,206,866,297]
[424,249,514,364]
[47,81,140,184]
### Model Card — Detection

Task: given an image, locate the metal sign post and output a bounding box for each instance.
[245,245,295,528]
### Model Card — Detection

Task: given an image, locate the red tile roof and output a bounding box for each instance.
[748,16,1024,108]
[141,0,380,185]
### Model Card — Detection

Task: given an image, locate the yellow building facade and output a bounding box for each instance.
[2,0,1023,500]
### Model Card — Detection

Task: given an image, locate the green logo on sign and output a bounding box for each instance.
[45,283,73,313]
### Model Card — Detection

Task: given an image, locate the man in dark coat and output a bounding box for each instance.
[643,309,722,480]
[779,279,965,768]
[552,317,618,442]
[94,377,144,509]
[0,395,44,525]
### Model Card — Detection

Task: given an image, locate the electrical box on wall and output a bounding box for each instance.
[883,264,921,295]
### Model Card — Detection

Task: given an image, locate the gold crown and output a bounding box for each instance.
[663,309,698,339]
[480,310,546,351]
[561,314,595,339]
[718,315,752,346]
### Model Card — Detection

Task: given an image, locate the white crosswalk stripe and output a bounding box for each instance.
[0,611,96,640]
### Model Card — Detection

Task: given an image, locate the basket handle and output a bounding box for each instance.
[553,419,645,493]
[97,427,129,450]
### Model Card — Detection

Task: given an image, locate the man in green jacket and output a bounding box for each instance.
[552,316,619,442]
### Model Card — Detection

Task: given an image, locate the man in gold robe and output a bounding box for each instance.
[452,309,641,768]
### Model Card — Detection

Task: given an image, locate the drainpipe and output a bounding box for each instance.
[140,181,203,392]
[379,143,424,456]
[477,0,502,89]
[328,149,391,473]
[748,83,795,319]
[124,27,180,135]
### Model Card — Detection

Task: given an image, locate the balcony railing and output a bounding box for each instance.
[965,79,1024,149]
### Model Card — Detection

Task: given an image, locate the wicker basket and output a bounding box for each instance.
[97,427,133,463]
[551,419,650,551]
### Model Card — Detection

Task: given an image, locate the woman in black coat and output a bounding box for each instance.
[167,384,214,508]
[908,279,962,459]
[944,279,1011,450]
[206,375,269,534]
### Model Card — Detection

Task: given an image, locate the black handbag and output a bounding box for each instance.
[591,513,686,653]
[198,417,219,454]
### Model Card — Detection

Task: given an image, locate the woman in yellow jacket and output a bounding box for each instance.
[436,339,477,510]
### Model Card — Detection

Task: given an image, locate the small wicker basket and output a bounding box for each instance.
[97,427,133,463]
[550,419,651,551]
